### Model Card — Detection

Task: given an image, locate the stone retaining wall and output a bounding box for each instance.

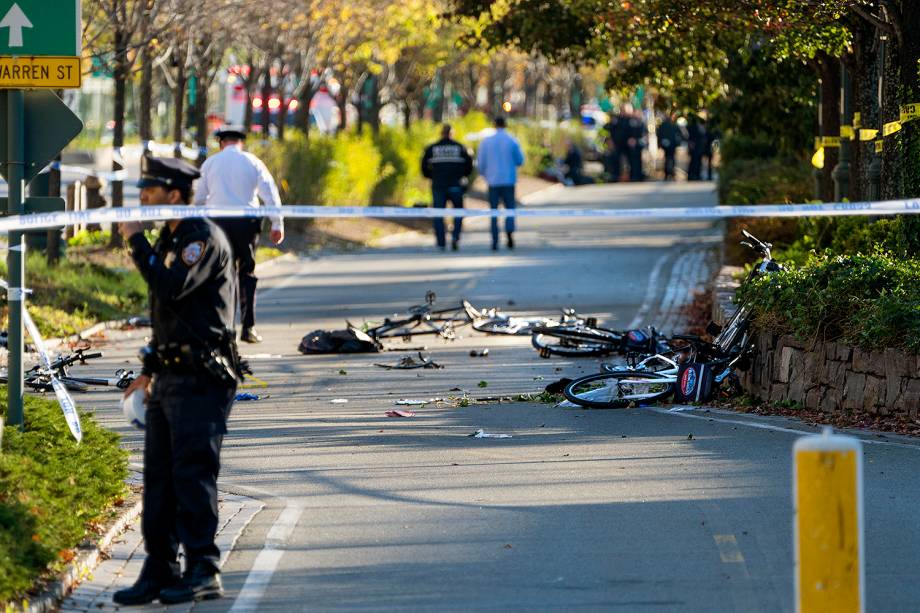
[712,266,920,417]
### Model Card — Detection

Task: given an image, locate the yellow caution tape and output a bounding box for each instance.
[883,120,901,137]
[815,136,840,148]
[811,147,825,169]
[839,125,854,139]
[875,140,884,153]
[900,103,919,123]
[853,112,861,129]
[859,129,878,141]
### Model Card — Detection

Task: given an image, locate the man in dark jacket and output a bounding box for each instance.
[657,113,684,181]
[421,124,474,251]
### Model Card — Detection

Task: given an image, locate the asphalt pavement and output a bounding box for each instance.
[60,180,920,612]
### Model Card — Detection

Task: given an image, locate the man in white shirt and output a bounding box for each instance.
[195,126,285,343]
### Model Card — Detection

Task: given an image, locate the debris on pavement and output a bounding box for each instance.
[385,410,416,418]
[468,429,513,439]
[544,378,573,394]
[235,393,260,402]
[375,352,443,370]
[330,398,349,404]
[298,327,379,354]
[477,380,488,388]
[469,349,489,357]
[395,398,443,406]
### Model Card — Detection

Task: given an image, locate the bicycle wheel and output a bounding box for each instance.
[531,333,616,358]
[531,324,622,346]
[563,371,674,409]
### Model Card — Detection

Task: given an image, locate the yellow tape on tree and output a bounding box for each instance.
[900,102,919,123]
[853,112,861,129]
[840,125,854,139]
[875,140,884,153]
[883,120,902,137]
[859,129,878,141]
[815,136,840,148]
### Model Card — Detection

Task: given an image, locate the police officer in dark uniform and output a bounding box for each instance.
[114,157,240,606]
[421,124,473,251]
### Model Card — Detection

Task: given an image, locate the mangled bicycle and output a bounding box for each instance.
[562,230,781,408]
[0,347,136,393]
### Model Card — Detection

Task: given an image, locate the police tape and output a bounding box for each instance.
[0,279,83,442]
[48,161,128,182]
[1,198,920,233]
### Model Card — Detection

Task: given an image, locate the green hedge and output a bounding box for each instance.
[1,389,128,603]
[739,252,920,354]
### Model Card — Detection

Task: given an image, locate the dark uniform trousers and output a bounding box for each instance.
[217,219,261,330]
[143,373,237,574]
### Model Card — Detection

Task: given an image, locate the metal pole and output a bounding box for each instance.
[6,89,25,428]
[833,62,851,201]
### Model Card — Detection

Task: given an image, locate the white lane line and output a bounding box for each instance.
[649,406,920,450]
[229,503,304,613]
[627,251,673,329]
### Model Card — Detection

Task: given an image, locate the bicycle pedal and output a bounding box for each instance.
[539,347,551,359]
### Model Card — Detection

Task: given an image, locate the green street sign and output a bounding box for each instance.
[0,90,82,183]
[0,0,80,56]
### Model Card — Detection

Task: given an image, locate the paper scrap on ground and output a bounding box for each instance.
[469,429,512,439]
[330,398,349,404]
[385,410,416,418]
[235,393,260,401]
[395,398,442,406]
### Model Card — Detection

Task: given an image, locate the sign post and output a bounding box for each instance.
[1,0,82,427]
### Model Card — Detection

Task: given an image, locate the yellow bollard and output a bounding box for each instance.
[794,426,864,613]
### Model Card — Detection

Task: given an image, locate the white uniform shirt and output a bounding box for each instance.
[194,144,284,231]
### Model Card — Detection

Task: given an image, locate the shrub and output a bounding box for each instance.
[0,388,129,603]
[718,156,813,205]
[739,251,920,353]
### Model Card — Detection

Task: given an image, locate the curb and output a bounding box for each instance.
[9,497,143,613]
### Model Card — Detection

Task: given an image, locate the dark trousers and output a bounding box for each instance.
[628,146,643,182]
[217,219,260,331]
[143,373,236,575]
[432,186,464,247]
[487,185,516,247]
[663,147,677,180]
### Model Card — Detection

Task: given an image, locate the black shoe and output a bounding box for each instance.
[506,233,515,249]
[491,242,498,251]
[113,575,179,606]
[451,239,459,251]
[158,566,223,605]
[241,328,262,343]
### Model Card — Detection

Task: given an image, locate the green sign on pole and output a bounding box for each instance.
[0,0,80,56]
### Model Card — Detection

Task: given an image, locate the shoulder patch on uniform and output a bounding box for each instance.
[181,241,206,266]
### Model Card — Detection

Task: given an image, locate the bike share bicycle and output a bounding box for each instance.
[563,231,782,408]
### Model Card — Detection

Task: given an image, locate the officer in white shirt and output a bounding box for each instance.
[195,126,285,343]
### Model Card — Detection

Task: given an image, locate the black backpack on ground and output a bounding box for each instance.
[298,327,379,354]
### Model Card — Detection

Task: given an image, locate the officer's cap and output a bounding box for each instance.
[214,125,247,141]
[137,156,201,191]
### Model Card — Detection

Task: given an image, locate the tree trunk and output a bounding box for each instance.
[897,0,920,198]
[337,80,348,133]
[817,54,841,203]
[109,30,128,248]
[195,75,209,166]
[138,43,153,153]
[260,60,273,137]
[848,18,874,202]
[277,96,288,141]
[172,64,187,158]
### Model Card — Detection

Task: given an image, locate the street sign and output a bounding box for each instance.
[0,0,81,88]
[0,1,80,56]
[0,90,82,183]
[0,56,80,88]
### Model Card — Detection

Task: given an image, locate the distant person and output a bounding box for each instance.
[195,126,284,344]
[656,113,684,181]
[421,124,473,251]
[605,107,632,181]
[686,115,708,181]
[562,139,591,185]
[704,122,720,180]
[626,107,647,182]
[477,116,525,250]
